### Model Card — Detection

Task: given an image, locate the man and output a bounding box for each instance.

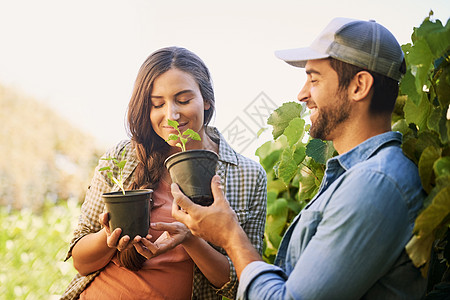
[172,18,426,299]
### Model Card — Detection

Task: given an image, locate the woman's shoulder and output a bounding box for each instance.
[103,140,135,159]
[210,127,265,176]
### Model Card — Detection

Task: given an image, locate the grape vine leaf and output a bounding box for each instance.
[434,156,450,177]
[268,102,306,140]
[266,192,288,248]
[284,117,305,147]
[276,147,299,184]
[404,94,433,130]
[418,146,441,193]
[305,139,336,164]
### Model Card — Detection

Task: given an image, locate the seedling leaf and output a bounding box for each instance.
[167,134,179,141]
[167,119,179,130]
[117,160,127,169]
[166,119,202,152]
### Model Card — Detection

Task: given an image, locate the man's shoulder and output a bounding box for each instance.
[357,145,419,183]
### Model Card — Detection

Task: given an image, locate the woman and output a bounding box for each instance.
[61,46,267,300]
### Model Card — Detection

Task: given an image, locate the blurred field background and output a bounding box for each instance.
[0,84,103,299]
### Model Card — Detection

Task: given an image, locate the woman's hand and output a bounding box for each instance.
[99,212,137,252]
[134,222,192,259]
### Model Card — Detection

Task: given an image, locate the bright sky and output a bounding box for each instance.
[0,0,449,158]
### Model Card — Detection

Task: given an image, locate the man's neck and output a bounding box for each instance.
[331,115,392,154]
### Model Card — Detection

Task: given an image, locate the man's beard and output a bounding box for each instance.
[309,91,351,140]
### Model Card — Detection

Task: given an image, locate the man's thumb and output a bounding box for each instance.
[211,175,224,201]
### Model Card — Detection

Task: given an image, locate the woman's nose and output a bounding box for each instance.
[297,81,310,103]
[167,103,180,120]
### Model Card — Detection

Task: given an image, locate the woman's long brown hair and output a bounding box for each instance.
[116,47,216,271]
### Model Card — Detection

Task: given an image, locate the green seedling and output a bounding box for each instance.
[166,119,201,152]
[99,149,127,195]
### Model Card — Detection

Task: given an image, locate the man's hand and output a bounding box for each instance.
[172,174,263,279]
[133,222,191,259]
[171,175,241,249]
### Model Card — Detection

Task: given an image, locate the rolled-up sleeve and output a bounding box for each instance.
[238,261,288,299]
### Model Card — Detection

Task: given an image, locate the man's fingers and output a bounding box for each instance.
[151,222,176,231]
[134,242,154,259]
[172,200,189,224]
[171,183,195,209]
[140,237,159,253]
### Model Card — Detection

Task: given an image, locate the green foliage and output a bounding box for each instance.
[257,102,336,263]
[166,119,201,152]
[398,12,450,279]
[0,201,78,299]
[99,149,127,195]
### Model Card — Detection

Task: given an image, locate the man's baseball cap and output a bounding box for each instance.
[275,17,405,81]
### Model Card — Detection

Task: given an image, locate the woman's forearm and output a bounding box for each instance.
[71,228,117,276]
[182,236,231,288]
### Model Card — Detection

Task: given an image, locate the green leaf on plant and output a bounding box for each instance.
[427,107,449,144]
[400,70,421,106]
[267,178,288,194]
[392,119,410,135]
[413,186,450,237]
[418,145,441,193]
[167,119,179,130]
[98,166,111,172]
[167,134,179,141]
[183,129,201,141]
[266,196,288,248]
[293,145,306,165]
[305,139,335,164]
[298,167,320,202]
[406,233,435,270]
[117,160,127,170]
[404,93,433,130]
[256,141,284,173]
[434,156,450,177]
[268,102,306,140]
[435,62,450,109]
[415,17,450,58]
[406,38,434,93]
[283,117,305,147]
[277,147,298,184]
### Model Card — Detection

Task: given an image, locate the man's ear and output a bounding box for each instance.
[349,71,374,102]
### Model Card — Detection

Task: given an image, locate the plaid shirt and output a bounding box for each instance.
[60,127,267,300]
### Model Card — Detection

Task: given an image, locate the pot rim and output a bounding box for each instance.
[164,149,218,167]
[102,189,153,198]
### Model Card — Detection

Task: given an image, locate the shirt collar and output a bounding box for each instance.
[330,131,402,171]
[206,126,239,166]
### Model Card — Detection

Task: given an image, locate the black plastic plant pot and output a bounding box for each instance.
[165,150,218,206]
[102,189,153,240]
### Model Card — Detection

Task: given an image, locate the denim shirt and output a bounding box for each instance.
[238,132,427,300]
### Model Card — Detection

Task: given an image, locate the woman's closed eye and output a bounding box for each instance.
[152,102,164,109]
[177,98,193,105]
